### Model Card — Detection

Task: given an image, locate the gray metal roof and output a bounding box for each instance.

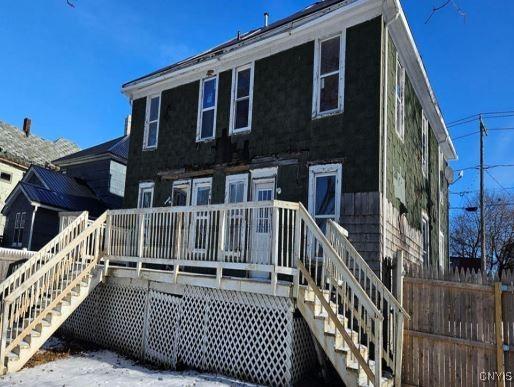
[53,135,129,165]
[0,120,79,168]
[30,165,96,198]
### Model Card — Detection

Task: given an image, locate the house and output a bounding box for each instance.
[1,165,106,250]
[121,0,456,274]
[0,119,79,239]
[1,134,129,250]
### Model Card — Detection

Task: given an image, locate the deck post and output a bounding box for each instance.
[137,213,145,277]
[293,210,301,297]
[494,282,506,387]
[271,205,279,295]
[103,214,111,276]
[0,301,10,375]
[217,209,226,263]
[394,249,404,386]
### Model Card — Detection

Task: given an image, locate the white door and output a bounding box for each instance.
[190,178,212,258]
[251,179,274,278]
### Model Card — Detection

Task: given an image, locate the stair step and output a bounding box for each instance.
[7,352,19,361]
[18,340,30,350]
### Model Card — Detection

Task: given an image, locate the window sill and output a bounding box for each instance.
[196,137,216,143]
[312,109,343,120]
[142,146,158,152]
[230,128,251,136]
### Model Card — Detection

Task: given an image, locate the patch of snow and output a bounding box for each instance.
[0,349,258,387]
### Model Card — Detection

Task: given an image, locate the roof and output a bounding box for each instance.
[53,135,129,165]
[0,120,79,168]
[123,0,342,88]
[30,165,96,198]
[20,182,106,217]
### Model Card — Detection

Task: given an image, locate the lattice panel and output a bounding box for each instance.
[94,284,147,357]
[144,290,182,367]
[291,315,318,383]
[60,286,99,342]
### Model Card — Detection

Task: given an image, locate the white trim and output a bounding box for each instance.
[421,110,428,178]
[312,31,346,118]
[171,179,192,206]
[394,51,405,141]
[143,93,161,150]
[225,173,249,203]
[25,167,49,189]
[421,211,429,263]
[196,75,219,142]
[229,63,255,135]
[137,181,155,208]
[439,231,445,269]
[191,177,213,205]
[308,163,342,222]
[250,167,278,180]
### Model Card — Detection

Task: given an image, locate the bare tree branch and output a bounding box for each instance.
[425,0,466,24]
[66,0,75,8]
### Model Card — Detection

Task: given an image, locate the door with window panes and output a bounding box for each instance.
[190,179,212,258]
[250,179,274,278]
[308,165,342,259]
[224,175,248,260]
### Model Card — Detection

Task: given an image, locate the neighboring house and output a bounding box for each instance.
[121,0,457,274]
[1,165,106,250]
[0,119,79,238]
[1,134,129,250]
[53,134,130,208]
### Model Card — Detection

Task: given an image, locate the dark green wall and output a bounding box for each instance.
[124,17,383,209]
[384,32,448,267]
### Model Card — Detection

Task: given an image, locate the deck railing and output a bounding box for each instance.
[105,201,299,282]
[326,219,409,385]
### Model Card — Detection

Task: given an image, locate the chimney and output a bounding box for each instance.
[264,12,269,27]
[124,114,132,136]
[22,118,31,137]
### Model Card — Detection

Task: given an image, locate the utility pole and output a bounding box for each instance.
[479,115,488,272]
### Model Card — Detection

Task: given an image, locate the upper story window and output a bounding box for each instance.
[0,171,12,183]
[421,111,429,178]
[143,94,160,150]
[439,149,445,205]
[138,182,154,208]
[395,52,405,140]
[197,76,218,142]
[230,64,254,134]
[308,164,342,233]
[312,32,346,118]
[421,212,429,262]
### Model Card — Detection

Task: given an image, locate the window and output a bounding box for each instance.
[439,149,445,205]
[395,53,405,139]
[439,231,445,269]
[313,33,346,117]
[230,64,254,134]
[421,213,429,262]
[137,182,154,208]
[197,76,218,141]
[308,164,342,233]
[172,180,191,206]
[192,178,212,206]
[143,94,160,150]
[191,177,212,255]
[421,111,428,178]
[0,172,12,183]
[13,212,26,247]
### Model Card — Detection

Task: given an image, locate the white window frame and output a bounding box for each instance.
[0,171,12,183]
[308,163,343,224]
[13,212,26,247]
[439,231,445,269]
[229,63,254,135]
[312,31,346,118]
[143,94,161,150]
[439,149,445,205]
[225,173,249,203]
[171,179,191,207]
[421,212,429,263]
[421,111,428,178]
[395,52,405,140]
[196,75,219,142]
[191,177,213,205]
[137,182,154,208]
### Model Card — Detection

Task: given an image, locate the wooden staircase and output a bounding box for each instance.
[294,204,408,386]
[0,212,106,374]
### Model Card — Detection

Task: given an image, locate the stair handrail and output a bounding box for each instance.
[0,211,89,301]
[296,203,383,385]
[0,212,106,369]
[326,219,408,384]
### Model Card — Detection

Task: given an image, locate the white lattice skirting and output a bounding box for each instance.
[60,277,318,386]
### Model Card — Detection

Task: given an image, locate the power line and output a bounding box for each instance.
[447,111,514,128]
[486,170,510,195]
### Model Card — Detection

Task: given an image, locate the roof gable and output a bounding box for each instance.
[53,135,129,166]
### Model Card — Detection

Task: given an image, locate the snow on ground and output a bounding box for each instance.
[0,338,258,387]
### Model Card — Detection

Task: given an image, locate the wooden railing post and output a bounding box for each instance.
[103,213,111,276]
[494,282,506,387]
[0,302,9,375]
[394,249,404,386]
[217,209,226,262]
[137,213,145,277]
[374,315,383,387]
[271,205,280,295]
[293,210,301,298]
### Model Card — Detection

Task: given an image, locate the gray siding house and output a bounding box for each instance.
[121,0,457,274]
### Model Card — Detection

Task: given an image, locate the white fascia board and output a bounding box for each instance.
[121,0,382,100]
[385,0,457,160]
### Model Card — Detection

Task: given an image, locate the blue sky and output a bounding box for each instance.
[1,0,513,212]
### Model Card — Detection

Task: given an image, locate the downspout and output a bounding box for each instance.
[381,0,400,272]
[27,205,38,250]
